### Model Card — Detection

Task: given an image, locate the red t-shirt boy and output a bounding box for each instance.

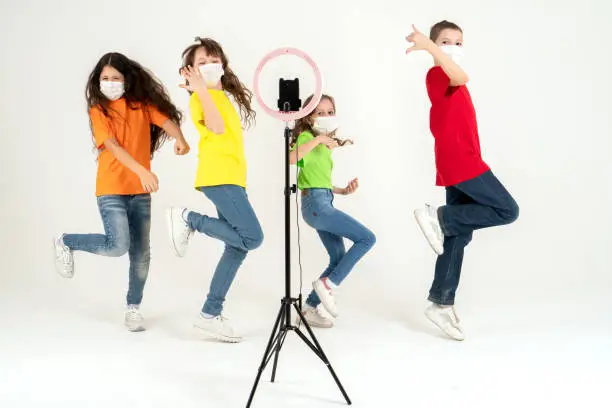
[406,21,519,341]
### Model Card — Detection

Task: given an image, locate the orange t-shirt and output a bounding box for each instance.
[90,98,168,196]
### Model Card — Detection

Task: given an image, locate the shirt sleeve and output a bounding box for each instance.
[426,66,452,103]
[89,107,114,149]
[189,93,208,138]
[147,104,169,127]
[293,131,314,168]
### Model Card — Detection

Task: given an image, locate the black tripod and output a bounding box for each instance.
[245,123,352,407]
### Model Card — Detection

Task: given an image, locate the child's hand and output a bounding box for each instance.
[174,138,190,155]
[139,170,159,193]
[405,24,433,54]
[179,66,206,92]
[341,178,359,195]
[316,135,340,150]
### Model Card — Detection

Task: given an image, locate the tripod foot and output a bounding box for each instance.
[246,298,352,407]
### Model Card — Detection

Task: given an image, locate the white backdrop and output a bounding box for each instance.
[1,0,611,407]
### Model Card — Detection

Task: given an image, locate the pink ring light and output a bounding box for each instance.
[253,47,323,122]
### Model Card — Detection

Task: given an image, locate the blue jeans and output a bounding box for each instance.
[430,170,519,305]
[63,194,151,306]
[187,185,263,316]
[301,189,376,308]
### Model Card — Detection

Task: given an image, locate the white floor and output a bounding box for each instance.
[1,281,609,408]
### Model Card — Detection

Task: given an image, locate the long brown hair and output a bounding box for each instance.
[86,52,183,158]
[291,94,353,148]
[181,37,256,128]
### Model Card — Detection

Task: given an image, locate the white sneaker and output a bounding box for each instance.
[313,278,338,318]
[194,314,242,343]
[125,305,146,332]
[166,207,194,257]
[425,303,464,341]
[414,204,444,255]
[296,304,334,329]
[53,234,74,278]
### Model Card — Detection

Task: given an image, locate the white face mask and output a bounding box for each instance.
[440,45,465,64]
[313,116,339,134]
[199,63,224,86]
[100,80,125,101]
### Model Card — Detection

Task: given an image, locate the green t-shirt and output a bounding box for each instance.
[294,131,333,190]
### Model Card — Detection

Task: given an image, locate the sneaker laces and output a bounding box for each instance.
[449,307,461,326]
[57,241,72,267]
[180,228,194,246]
[426,204,444,241]
[321,278,335,296]
[61,251,71,267]
[126,306,142,320]
[212,315,230,324]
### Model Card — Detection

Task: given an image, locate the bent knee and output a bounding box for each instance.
[106,238,129,257]
[244,228,264,251]
[504,201,520,224]
[107,245,129,257]
[362,230,376,248]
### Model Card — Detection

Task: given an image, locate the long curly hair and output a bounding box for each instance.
[291,94,353,148]
[181,37,256,128]
[85,52,183,158]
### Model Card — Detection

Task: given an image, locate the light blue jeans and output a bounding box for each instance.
[187,185,263,316]
[63,194,151,306]
[301,188,376,308]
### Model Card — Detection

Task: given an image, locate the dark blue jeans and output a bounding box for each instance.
[63,194,151,306]
[187,185,263,316]
[301,189,376,308]
[429,171,519,305]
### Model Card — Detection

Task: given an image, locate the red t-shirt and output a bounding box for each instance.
[426,66,489,187]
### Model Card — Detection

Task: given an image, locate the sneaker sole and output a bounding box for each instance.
[166,208,184,258]
[125,323,146,332]
[424,309,465,341]
[52,237,74,279]
[313,281,338,318]
[193,325,242,343]
[413,210,444,255]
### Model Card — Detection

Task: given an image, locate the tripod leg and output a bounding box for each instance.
[270,326,289,382]
[292,303,352,405]
[246,304,285,408]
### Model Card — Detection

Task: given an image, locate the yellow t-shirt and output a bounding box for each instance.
[189,90,247,188]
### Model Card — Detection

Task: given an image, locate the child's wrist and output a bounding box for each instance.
[425,40,437,54]
[135,166,148,177]
[195,85,208,95]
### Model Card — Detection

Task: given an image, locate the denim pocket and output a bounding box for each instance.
[301,190,332,226]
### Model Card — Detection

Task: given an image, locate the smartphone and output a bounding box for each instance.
[277,78,301,112]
